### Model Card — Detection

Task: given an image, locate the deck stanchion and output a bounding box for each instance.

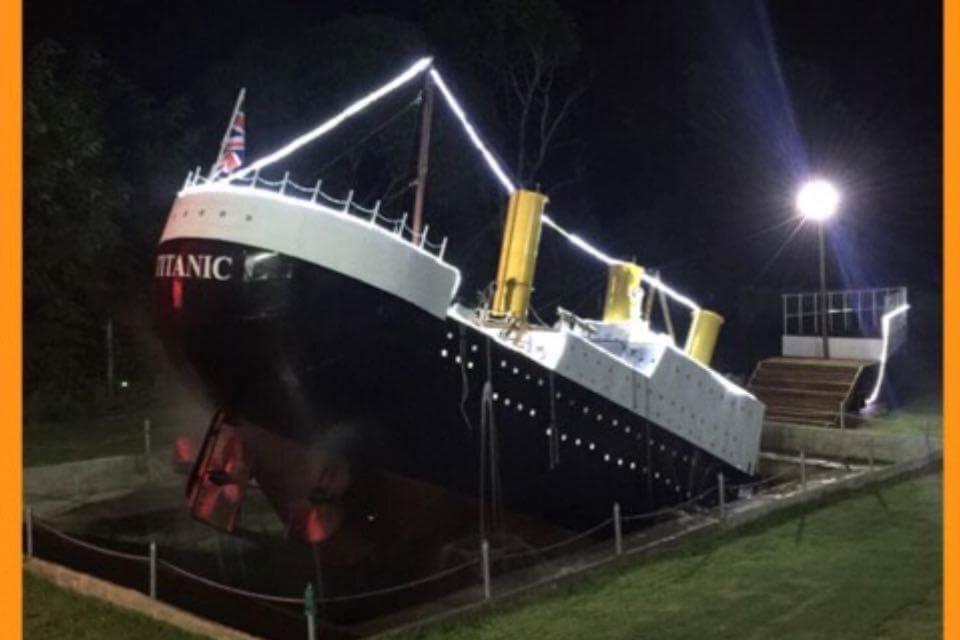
[311,178,322,203]
[149,541,157,599]
[481,539,491,601]
[613,502,623,556]
[25,507,33,559]
[304,583,317,640]
[800,450,807,490]
[718,474,726,523]
[343,189,355,213]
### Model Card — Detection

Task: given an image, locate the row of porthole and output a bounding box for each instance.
[551,390,635,434]
[490,392,538,417]
[442,329,735,489]
[446,334,700,463]
[180,208,253,222]
[438,348,476,370]
[545,429,686,493]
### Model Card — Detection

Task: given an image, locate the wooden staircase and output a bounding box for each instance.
[746,357,873,428]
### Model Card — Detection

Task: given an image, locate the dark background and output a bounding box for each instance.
[23,0,942,420]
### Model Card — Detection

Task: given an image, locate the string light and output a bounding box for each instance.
[207,56,697,314]
[218,57,434,185]
[864,303,910,405]
[428,69,516,194]
[542,214,701,312]
[541,214,618,265]
[640,273,700,312]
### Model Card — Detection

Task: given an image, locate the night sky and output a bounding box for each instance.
[25,0,942,380]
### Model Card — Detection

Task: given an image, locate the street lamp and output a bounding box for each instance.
[795,178,840,359]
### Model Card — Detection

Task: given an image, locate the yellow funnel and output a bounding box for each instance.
[602,263,644,322]
[684,309,724,366]
[492,190,548,321]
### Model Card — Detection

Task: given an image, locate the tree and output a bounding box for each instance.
[24,41,127,410]
[425,0,587,188]
[24,39,195,417]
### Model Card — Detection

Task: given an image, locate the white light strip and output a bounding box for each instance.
[216,57,434,185]
[428,69,516,194]
[864,303,910,405]
[542,214,701,312]
[640,273,701,313]
[542,214,617,265]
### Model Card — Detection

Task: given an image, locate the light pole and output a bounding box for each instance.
[795,178,840,359]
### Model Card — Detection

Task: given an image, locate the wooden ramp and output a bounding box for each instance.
[747,357,875,428]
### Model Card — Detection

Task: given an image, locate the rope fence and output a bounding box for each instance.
[183,172,449,260]
[24,467,803,638]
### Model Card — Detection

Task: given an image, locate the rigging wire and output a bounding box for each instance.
[314,95,422,179]
[218,57,434,184]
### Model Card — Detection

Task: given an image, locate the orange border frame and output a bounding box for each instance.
[1,0,22,637]
[0,2,954,639]
[944,1,957,639]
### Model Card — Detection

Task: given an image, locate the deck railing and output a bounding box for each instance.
[181,170,449,260]
[782,286,908,338]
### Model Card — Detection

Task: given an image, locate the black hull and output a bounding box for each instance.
[155,238,744,531]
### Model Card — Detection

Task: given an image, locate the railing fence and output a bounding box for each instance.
[782,286,908,338]
[183,171,449,260]
[23,470,810,640]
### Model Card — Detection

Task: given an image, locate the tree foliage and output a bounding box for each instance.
[24,40,193,417]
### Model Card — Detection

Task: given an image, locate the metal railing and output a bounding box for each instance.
[181,169,449,261]
[782,286,907,337]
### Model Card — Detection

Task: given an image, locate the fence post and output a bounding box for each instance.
[149,541,157,599]
[717,473,726,523]
[144,419,152,459]
[106,318,114,397]
[800,450,807,490]
[481,539,491,601]
[304,583,316,640]
[613,502,623,556]
[25,507,33,559]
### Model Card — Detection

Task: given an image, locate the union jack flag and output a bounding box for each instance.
[214,111,245,175]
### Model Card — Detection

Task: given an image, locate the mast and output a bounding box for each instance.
[411,71,435,240]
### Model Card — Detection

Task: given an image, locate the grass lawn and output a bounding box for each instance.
[24,572,205,640]
[860,394,942,439]
[394,472,942,640]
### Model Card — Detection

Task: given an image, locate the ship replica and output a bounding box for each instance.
[155,58,764,545]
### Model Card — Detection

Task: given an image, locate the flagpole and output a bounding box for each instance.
[208,87,246,179]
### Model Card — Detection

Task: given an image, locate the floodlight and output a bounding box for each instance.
[795,178,840,221]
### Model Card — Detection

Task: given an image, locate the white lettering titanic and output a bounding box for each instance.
[155,254,233,280]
